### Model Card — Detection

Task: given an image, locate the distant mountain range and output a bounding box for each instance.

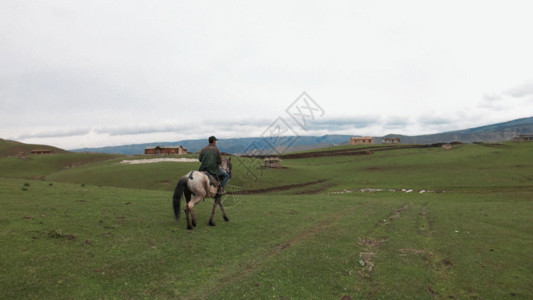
[71,135,354,156]
[382,116,533,145]
[70,116,533,155]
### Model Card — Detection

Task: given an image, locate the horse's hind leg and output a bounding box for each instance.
[185,208,193,230]
[209,199,218,226]
[187,195,203,228]
[184,191,194,230]
[188,204,197,228]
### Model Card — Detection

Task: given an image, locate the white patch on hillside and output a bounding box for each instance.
[120,158,198,164]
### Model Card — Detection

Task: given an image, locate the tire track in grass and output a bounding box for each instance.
[358,201,454,298]
[356,203,410,280]
[351,201,454,298]
[398,202,456,298]
[417,203,456,299]
[197,203,369,299]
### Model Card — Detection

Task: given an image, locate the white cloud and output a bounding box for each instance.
[479,81,533,112]
[383,116,412,130]
[16,128,91,140]
[504,82,533,98]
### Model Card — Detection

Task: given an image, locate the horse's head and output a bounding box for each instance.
[221,157,232,175]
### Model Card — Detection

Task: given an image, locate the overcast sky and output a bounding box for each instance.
[1,0,533,149]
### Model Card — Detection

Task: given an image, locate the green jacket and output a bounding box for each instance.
[198,143,222,176]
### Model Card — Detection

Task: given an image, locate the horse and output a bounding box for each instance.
[172,158,232,230]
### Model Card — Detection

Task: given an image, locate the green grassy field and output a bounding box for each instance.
[1,142,532,299]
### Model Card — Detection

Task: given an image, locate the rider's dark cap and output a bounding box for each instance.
[209,136,218,143]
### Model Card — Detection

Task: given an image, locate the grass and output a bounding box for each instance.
[43,155,318,192]
[0,153,122,179]
[0,142,532,299]
[3,143,531,193]
[282,142,533,193]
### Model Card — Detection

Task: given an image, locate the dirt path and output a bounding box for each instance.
[240,179,328,194]
[278,143,455,159]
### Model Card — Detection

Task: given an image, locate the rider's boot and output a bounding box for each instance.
[218,186,227,195]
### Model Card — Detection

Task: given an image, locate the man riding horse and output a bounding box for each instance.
[199,136,230,194]
[172,136,232,229]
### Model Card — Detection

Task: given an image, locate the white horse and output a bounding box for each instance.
[172,158,232,230]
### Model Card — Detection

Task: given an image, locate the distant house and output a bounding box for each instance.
[513,135,533,142]
[350,137,374,145]
[145,145,188,155]
[383,138,401,145]
[264,157,282,168]
[31,149,54,155]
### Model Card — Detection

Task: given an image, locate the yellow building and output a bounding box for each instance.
[350,137,374,145]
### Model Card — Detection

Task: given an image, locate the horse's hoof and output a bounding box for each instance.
[187,225,193,230]
[224,216,230,222]
[192,220,197,227]
[209,220,216,226]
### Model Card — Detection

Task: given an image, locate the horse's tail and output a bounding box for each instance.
[173,176,188,220]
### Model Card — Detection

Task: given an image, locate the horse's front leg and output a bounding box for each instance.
[217,195,230,222]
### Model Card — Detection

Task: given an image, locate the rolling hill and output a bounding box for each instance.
[70,116,533,155]
[0,138,68,158]
[382,116,533,144]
